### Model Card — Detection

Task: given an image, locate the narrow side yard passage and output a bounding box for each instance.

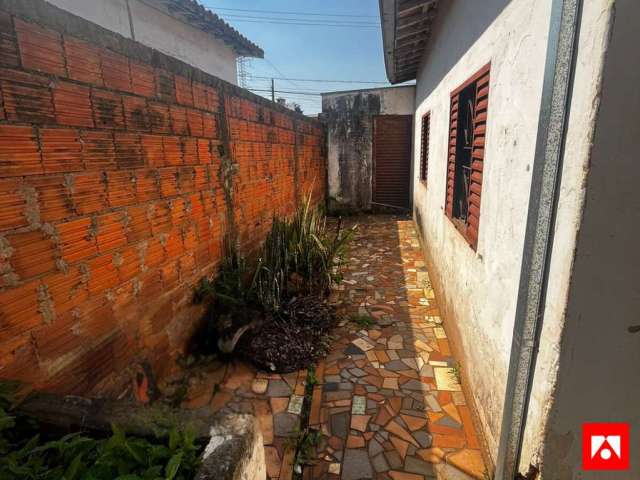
[309,215,486,480]
[181,216,486,480]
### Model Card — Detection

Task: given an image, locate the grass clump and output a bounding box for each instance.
[254,195,354,312]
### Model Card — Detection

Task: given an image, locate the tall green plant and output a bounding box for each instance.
[254,193,355,312]
[193,193,355,357]
[194,236,263,311]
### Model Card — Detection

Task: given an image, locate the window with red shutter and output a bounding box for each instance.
[419,112,430,183]
[445,64,490,250]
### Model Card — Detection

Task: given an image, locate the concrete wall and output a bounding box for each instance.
[0,0,325,396]
[45,0,131,37]
[534,1,640,477]
[45,0,239,84]
[518,0,615,474]
[412,0,614,469]
[412,0,548,459]
[322,86,415,212]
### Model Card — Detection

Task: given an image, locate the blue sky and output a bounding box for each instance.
[200,0,393,114]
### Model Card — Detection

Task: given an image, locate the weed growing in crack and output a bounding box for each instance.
[450,362,462,384]
[286,425,323,476]
[351,313,375,328]
[306,366,318,388]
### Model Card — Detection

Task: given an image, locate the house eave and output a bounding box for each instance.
[379,0,439,84]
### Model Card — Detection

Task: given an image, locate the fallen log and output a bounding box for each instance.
[17,391,215,438]
[16,391,267,479]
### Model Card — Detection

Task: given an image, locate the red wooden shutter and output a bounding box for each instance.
[444,64,490,250]
[466,67,490,249]
[445,96,458,218]
[420,113,430,182]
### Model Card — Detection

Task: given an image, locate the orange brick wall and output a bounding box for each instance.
[0,4,326,395]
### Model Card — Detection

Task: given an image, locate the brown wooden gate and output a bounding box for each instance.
[372,115,412,210]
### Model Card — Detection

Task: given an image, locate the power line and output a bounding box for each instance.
[251,92,318,103]
[264,91,321,98]
[247,75,388,85]
[277,96,321,100]
[273,95,322,101]
[251,90,319,100]
[245,82,326,93]
[221,18,379,28]
[209,6,378,18]
[261,59,302,89]
[246,84,327,94]
[248,88,321,96]
[221,14,378,25]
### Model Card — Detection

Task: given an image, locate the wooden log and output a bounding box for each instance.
[17,392,216,439]
[18,392,267,480]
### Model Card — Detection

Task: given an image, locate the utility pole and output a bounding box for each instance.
[271,78,275,102]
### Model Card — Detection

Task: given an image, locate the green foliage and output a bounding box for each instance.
[254,193,356,313]
[0,381,19,457]
[288,427,322,469]
[194,241,260,312]
[193,193,356,356]
[197,194,355,315]
[306,366,317,388]
[450,362,462,384]
[0,383,202,480]
[193,240,263,354]
[351,314,374,328]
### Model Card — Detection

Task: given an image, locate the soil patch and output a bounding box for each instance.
[239,296,336,373]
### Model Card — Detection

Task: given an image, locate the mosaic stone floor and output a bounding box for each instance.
[307,216,486,480]
[182,215,486,480]
[180,358,307,480]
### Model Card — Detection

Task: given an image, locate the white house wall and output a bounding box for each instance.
[129,0,238,84]
[413,0,614,470]
[413,0,552,459]
[46,0,132,37]
[44,0,239,84]
[519,0,614,475]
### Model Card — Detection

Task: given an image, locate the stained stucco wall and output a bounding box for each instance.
[44,0,239,84]
[534,1,640,477]
[413,0,616,471]
[519,0,615,475]
[412,0,549,460]
[322,86,415,212]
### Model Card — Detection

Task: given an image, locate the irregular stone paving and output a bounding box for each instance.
[179,358,307,480]
[179,215,486,480]
[307,215,486,480]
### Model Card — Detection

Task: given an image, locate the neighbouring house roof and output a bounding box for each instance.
[379,0,439,84]
[147,0,264,57]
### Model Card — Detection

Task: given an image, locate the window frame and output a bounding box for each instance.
[444,63,491,250]
[419,112,430,185]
